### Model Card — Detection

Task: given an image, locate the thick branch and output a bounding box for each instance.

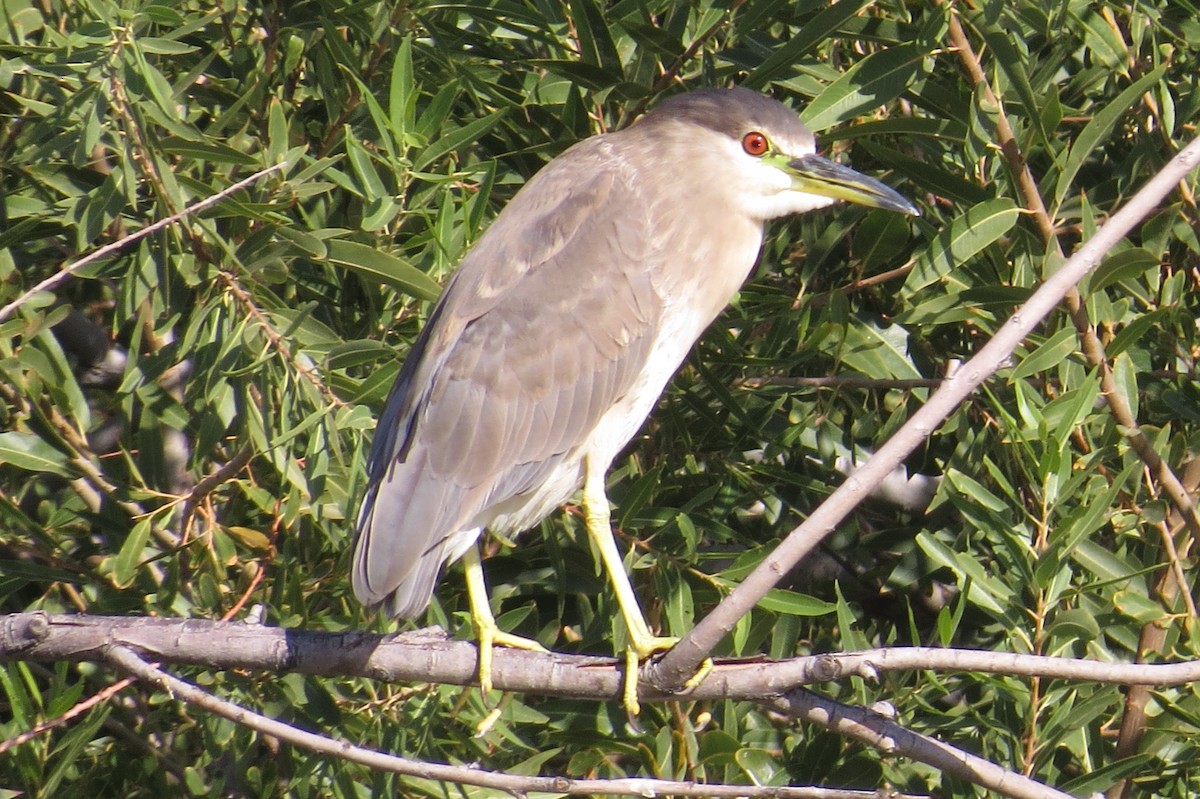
[5,614,1200,702]
[12,613,1197,799]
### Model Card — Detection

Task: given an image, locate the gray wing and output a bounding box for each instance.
[353,137,664,617]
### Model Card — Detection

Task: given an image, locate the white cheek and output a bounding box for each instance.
[742,190,837,220]
[733,157,837,220]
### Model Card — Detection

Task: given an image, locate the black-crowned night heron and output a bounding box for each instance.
[354,86,917,711]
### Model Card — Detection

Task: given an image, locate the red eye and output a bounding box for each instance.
[742,131,769,156]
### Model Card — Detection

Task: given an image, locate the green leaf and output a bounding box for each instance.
[853,210,913,270]
[388,35,416,143]
[1113,589,1167,624]
[1009,327,1078,380]
[1072,7,1130,72]
[800,44,928,131]
[1046,607,1101,643]
[711,580,837,616]
[1111,351,1140,420]
[0,431,74,477]
[837,319,922,380]
[736,747,785,786]
[742,0,873,89]
[266,97,289,165]
[945,469,1008,513]
[904,198,1021,293]
[1072,540,1138,583]
[821,116,968,144]
[325,339,395,370]
[225,525,272,553]
[135,37,198,55]
[916,530,1013,617]
[1108,307,1169,358]
[1060,755,1154,797]
[569,0,622,76]
[413,109,508,171]
[976,20,1050,149]
[1083,247,1160,294]
[345,136,387,199]
[113,518,154,588]
[1053,65,1167,209]
[159,136,259,165]
[325,240,441,301]
[525,59,621,91]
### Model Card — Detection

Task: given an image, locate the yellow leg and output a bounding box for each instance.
[583,455,690,715]
[463,544,546,696]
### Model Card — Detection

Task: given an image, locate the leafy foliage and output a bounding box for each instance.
[3,0,1200,796]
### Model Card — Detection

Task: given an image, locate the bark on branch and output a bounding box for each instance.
[5,613,1199,704]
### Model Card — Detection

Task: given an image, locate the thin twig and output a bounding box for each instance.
[0,674,136,756]
[186,444,255,507]
[738,375,943,390]
[216,271,347,407]
[104,644,923,799]
[0,163,288,325]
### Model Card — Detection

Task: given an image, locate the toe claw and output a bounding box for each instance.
[622,647,642,717]
[682,657,713,690]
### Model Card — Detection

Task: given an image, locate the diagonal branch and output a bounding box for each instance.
[771,690,1075,799]
[649,132,1200,691]
[945,4,1200,551]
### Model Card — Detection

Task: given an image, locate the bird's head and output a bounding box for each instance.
[645,87,919,222]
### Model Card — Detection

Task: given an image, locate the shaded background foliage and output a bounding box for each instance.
[2,0,1200,796]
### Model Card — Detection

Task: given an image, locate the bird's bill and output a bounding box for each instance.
[785,153,919,215]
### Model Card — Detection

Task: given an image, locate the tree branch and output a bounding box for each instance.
[5,614,1200,702]
[945,2,1200,555]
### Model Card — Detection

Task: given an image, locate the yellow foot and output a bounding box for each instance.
[577,453,712,716]
[683,656,714,690]
[474,707,502,738]
[477,625,547,695]
[621,637,712,716]
[462,544,547,696]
